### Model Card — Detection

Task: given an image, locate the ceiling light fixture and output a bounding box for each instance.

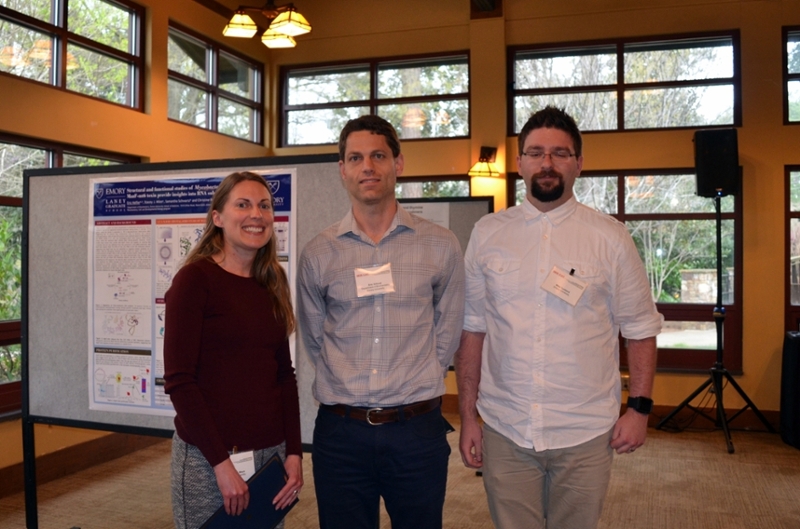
[261,28,296,49]
[268,7,311,37]
[222,1,312,48]
[222,11,258,38]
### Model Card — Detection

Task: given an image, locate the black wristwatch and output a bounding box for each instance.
[627,396,654,415]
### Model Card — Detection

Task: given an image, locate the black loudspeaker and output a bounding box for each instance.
[781,332,800,449]
[694,128,739,197]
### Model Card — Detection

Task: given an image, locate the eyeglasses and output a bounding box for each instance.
[520,149,577,164]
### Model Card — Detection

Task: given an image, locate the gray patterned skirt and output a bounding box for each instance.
[170,433,286,529]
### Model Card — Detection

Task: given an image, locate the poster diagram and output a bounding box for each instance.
[88,170,296,415]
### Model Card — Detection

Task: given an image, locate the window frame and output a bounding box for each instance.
[279,51,471,147]
[507,30,742,136]
[507,168,743,373]
[783,26,800,125]
[167,22,264,144]
[0,132,139,417]
[785,165,800,331]
[0,0,146,110]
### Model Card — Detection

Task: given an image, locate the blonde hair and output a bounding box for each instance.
[184,171,295,336]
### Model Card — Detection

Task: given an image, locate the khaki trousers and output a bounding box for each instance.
[482,423,614,529]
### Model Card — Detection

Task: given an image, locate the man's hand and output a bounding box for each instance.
[610,408,649,454]
[459,418,484,468]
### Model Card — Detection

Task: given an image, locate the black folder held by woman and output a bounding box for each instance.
[200,455,299,529]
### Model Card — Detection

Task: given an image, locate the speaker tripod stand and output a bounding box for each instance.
[655,194,775,453]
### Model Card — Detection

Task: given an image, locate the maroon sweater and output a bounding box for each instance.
[164,258,301,467]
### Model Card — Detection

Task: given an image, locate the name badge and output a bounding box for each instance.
[541,266,588,306]
[355,263,395,297]
[230,450,255,481]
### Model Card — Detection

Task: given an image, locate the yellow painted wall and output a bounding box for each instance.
[0,420,111,469]
[2,0,799,469]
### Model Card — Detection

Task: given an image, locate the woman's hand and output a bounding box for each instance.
[272,454,303,510]
[213,458,249,515]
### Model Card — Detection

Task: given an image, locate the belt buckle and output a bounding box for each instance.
[365,407,384,426]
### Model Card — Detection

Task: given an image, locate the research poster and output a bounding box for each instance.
[87,169,296,415]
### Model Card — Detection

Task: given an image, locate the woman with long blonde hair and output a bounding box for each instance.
[164,171,302,529]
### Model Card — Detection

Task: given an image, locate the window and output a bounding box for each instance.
[0,133,137,416]
[786,167,800,330]
[509,32,740,134]
[784,27,800,123]
[0,0,145,108]
[281,53,470,146]
[168,24,263,143]
[509,169,742,371]
[396,177,470,199]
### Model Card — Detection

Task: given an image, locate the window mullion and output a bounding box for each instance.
[208,44,218,132]
[617,42,624,131]
[370,60,379,114]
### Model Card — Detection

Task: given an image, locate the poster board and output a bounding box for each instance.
[24,158,494,444]
[23,154,342,439]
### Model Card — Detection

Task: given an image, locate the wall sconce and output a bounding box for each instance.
[223,1,311,49]
[468,146,501,177]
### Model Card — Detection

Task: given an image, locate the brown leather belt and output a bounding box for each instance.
[320,397,441,425]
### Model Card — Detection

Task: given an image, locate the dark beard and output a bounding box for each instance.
[530,169,565,202]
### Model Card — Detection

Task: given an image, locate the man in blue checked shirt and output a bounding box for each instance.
[297,114,465,529]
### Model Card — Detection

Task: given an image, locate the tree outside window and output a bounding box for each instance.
[0,0,145,108]
[0,137,131,399]
[167,25,263,143]
[395,177,470,199]
[282,54,469,146]
[511,170,741,370]
[785,27,800,123]
[786,168,800,332]
[510,32,739,134]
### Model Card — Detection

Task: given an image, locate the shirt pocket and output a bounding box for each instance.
[561,261,607,306]
[484,259,521,303]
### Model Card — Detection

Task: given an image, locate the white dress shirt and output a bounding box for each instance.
[464,196,662,450]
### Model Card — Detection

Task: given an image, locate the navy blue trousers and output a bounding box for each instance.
[312,404,451,529]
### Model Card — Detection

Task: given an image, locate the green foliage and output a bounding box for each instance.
[66,46,131,105]
[68,0,130,53]
[0,344,21,383]
[520,173,735,303]
[0,19,52,83]
[1,1,136,105]
[167,28,259,141]
[0,0,51,21]
[0,208,22,321]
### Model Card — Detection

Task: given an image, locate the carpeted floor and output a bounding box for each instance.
[1,414,799,528]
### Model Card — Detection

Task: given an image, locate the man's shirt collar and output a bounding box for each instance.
[336,201,415,240]
[522,195,578,225]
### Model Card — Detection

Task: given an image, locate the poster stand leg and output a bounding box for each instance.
[22,417,38,529]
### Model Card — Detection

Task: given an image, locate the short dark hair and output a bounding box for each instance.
[517,106,582,157]
[338,115,401,160]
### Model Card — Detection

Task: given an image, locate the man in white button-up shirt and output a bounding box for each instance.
[456,106,662,529]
